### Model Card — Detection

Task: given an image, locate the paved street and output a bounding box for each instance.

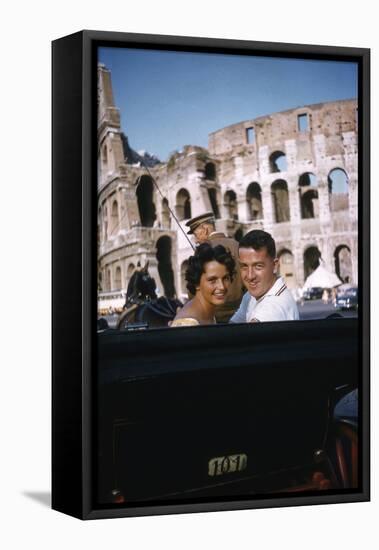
[298,299,358,320]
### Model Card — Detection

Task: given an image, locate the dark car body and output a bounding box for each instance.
[302,287,324,300]
[335,287,358,310]
[97,319,358,506]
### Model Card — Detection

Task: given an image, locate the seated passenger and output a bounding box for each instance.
[230,229,299,323]
[171,243,235,327]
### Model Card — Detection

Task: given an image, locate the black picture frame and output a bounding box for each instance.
[52,30,370,520]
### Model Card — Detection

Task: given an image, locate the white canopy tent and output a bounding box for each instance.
[302,264,342,290]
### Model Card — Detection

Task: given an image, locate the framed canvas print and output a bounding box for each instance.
[52,30,370,519]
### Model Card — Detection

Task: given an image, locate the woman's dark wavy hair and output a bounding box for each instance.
[185,243,236,295]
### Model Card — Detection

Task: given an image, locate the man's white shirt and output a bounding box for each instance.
[230,276,299,323]
[246,276,299,322]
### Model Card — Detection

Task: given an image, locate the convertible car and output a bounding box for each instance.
[97,318,359,506]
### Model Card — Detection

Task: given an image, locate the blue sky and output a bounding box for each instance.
[98,47,358,162]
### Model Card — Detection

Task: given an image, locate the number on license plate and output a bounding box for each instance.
[208,453,247,476]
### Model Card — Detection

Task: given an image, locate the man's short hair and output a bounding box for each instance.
[239,230,276,258]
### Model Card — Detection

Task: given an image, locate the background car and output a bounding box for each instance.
[302,287,324,300]
[335,287,358,310]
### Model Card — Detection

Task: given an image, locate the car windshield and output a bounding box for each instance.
[344,289,358,297]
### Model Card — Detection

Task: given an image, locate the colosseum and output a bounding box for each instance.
[97,63,358,312]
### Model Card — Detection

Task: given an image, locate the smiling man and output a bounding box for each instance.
[230,230,299,323]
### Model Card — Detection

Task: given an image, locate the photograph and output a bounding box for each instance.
[2,0,376,545]
[93,37,366,514]
[97,47,359,330]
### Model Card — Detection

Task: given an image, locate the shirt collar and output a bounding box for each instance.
[255,276,285,303]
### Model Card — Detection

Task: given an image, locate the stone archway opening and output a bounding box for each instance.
[224,190,238,220]
[106,268,111,291]
[114,266,122,290]
[334,245,352,284]
[103,206,108,241]
[271,180,290,223]
[299,173,317,187]
[302,189,319,219]
[136,175,156,227]
[156,236,176,298]
[126,263,135,287]
[246,182,262,220]
[328,168,349,212]
[298,173,319,219]
[176,188,192,221]
[303,246,321,279]
[269,151,287,173]
[110,199,119,235]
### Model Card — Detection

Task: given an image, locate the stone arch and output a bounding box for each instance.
[298,173,318,218]
[328,168,349,193]
[136,175,156,227]
[303,246,321,279]
[114,266,122,290]
[105,268,111,291]
[176,188,192,221]
[299,172,317,187]
[161,198,171,229]
[224,190,238,220]
[127,263,135,276]
[110,199,119,235]
[126,263,136,288]
[269,150,287,173]
[205,162,216,181]
[246,182,263,220]
[103,205,108,241]
[156,236,176,298]
[328,168,349,212]
[271,180,290,223]
[278,249,296,289]
[334,245,352,283]
[98,206,102,242]
[180,260,189,297]
[300,189,319,219]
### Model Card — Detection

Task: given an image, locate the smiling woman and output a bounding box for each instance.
[171,243,235,326]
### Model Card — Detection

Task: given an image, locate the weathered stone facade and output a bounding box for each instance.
[97,64,358,311]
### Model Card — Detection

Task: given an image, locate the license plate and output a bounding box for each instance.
[208,453,247,477]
